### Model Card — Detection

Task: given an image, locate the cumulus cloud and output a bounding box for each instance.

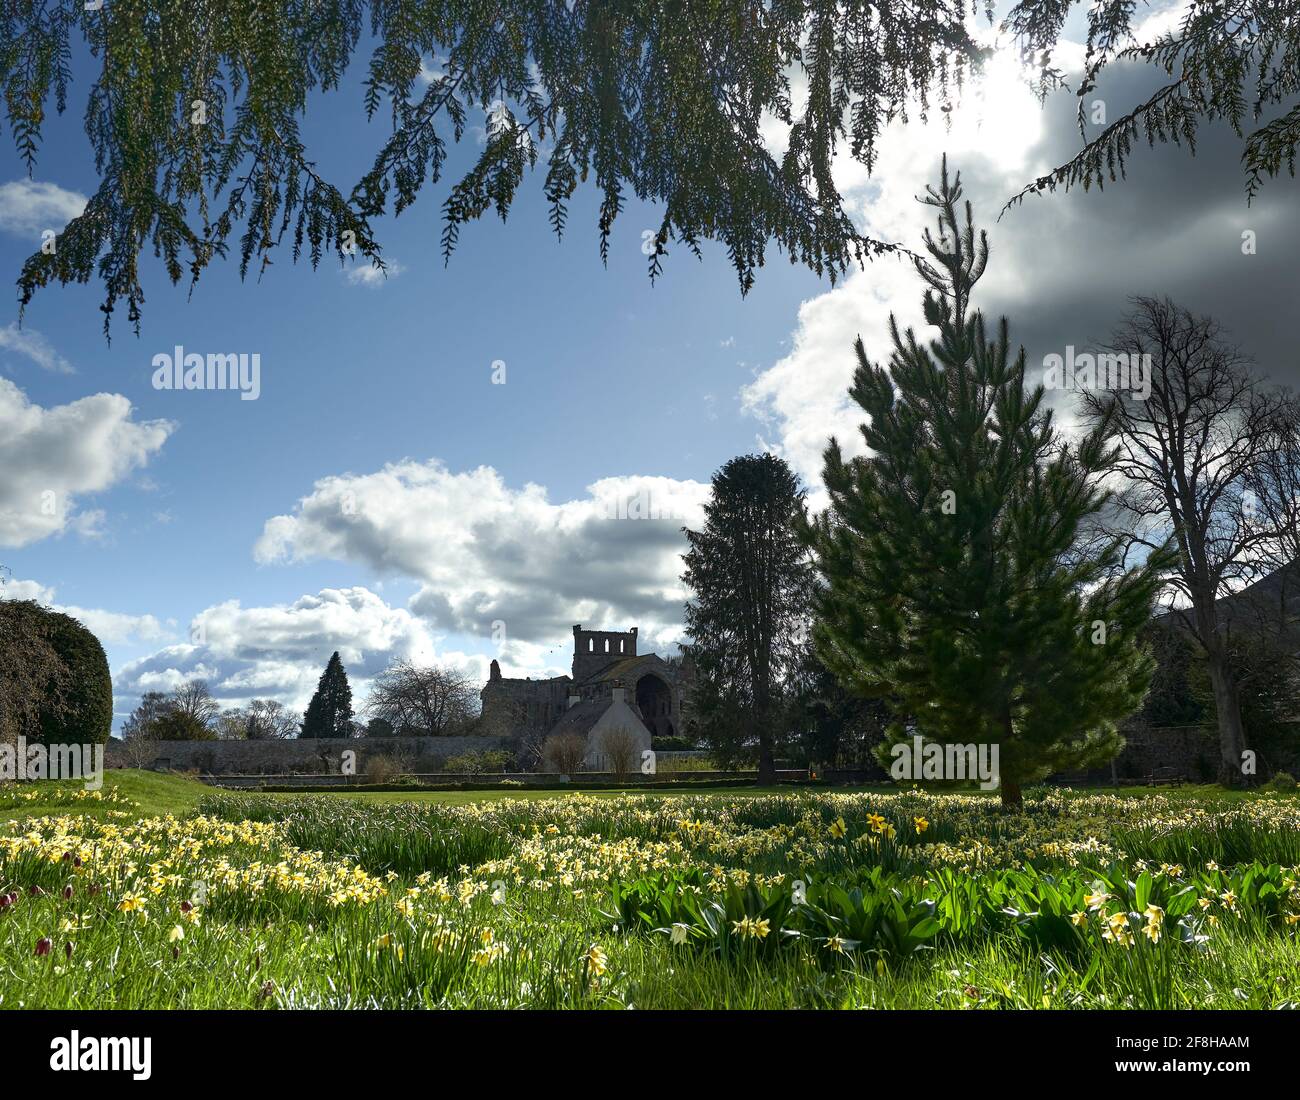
[0,323,74,374]
[254,460,710,652]
[742,36,1300,492]
[112,586,485,719]
[0,379,174,547]
[0,575,170,645]
[0,179,87,237]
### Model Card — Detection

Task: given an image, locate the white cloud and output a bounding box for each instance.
[113,586,481,716]
[0,378,175,547]
[254,460,710,651]
[0,576,169,645]
[0,179,87,236]
[741,44,1082,492]
[0,323,74,373]
[344,260,405,287]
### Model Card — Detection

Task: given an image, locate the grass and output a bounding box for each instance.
[0,769,209,824]
[3,772,1300,1009]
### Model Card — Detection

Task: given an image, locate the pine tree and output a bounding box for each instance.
[301,652,354,739]
[803,159,1173,809]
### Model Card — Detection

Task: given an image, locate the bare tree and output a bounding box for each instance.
[171,680,221,729]
[213,699,299,740]
[1249,392,1300,581]
[121,691,176,741]
[118,735,162,768]
[1079,297,1288,783]
[597,726,639,780]
[542,733,587,776]
[365,660,477,736]
[246,699,299,739]
[214,709,249,741]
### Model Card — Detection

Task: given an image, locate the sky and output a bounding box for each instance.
[2,3,1297,732]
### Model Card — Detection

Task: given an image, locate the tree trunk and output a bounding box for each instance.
[756,724,777,785]
[1206,646,1250,786]
[1000,775,1022,811]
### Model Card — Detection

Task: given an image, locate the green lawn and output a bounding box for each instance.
[5,771,1292,826]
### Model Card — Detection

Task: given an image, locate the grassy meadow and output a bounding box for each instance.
[2,771,1300,1009]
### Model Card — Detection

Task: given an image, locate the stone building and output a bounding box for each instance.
[479,624,691,768]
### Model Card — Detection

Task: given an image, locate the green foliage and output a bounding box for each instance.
[146,709,216,741]
[0,600,110,747]
[37,610,112,747]
[0,599,72,744]
[1140,623,1208,727]
[1267,772,1298,792]
[3,1,986,334]
[606,857,1297,969]
[301,652,355,739]
[682,453,811,781]
[1003,1,1300,211]
[442,749,512,774]
[792,642,893,769]
[651,736,694,752]
[803,161,1173,807]
[5,5,1294,334]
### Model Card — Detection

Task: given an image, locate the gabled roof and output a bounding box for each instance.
[549,699,609,738]
[578,653,672,685]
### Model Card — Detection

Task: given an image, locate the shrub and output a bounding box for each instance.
[40,609,112,747]
[148,710,217,741]
[443,749,512,774]
[652,735,695,752]
[363,754,403,784]
[0,601,110,747]
[1265,772,1297,791]
[598,726,640,780]
[541,732,587,775]
[0,600,71,745]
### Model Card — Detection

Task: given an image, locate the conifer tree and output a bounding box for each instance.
[803,159,1173,809]
[301,652,354,739]
[682,453,811,783]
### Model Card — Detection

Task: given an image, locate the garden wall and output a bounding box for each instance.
[105,735,516,776]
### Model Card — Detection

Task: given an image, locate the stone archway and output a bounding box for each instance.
[634,674,674,739]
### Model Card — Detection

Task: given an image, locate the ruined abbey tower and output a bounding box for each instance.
[479,624,691,766]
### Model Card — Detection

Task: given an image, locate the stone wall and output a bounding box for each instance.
[1054,723,1221,784]
[105,735,517,776]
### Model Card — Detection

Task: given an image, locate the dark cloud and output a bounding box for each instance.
[973,61,1300,393]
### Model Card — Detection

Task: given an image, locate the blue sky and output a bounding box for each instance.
[4,4,1298,730]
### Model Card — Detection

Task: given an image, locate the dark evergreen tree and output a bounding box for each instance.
[681,453,811,783]
[9,5,1289,333]
[803,160,1173,809]
[301,652,355,739]
[793,642,895,773]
